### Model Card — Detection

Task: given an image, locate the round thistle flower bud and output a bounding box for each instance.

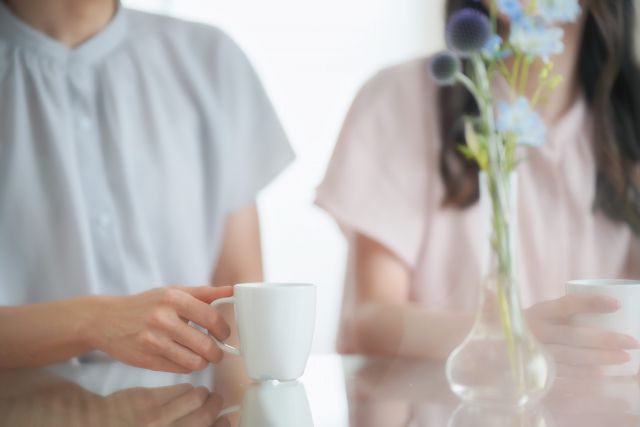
[429,51,461,86]
[446,8,492,56]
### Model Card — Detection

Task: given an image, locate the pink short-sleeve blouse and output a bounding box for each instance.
[316,57,640,349]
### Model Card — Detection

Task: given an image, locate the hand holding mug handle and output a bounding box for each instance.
[209,298,241,356]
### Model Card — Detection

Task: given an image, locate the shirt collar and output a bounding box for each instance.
[0,1,127,66]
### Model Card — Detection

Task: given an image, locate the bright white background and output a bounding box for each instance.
[123,0,446,353]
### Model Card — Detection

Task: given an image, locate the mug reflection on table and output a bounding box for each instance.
[218,381,313,427]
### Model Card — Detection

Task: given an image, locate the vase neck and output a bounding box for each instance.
[479,172,519,280]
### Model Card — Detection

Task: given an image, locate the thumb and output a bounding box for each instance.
[177,286,234,304]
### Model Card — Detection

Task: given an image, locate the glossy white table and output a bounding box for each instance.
[0,355,638,426]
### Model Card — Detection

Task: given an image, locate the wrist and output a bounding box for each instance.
[72,295,113,352]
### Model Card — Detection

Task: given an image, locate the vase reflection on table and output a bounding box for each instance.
[447,403,550,427]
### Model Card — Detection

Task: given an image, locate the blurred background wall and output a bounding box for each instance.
[123,0,446,353]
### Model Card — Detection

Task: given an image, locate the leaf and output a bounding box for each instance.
[549,74,564,89]
[465,120,482,157]
[476,140,489,170]
[539,62,552,80]
[458,145,476,160]
[503,134,518,172]
[463,120,490,170]
[526,0,538,15]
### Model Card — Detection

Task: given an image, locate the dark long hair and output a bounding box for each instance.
[439,0,640,235]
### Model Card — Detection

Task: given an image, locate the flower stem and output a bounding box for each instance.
[497,59,511,80]
[519,57,532,95]
[490,0,498,34]
[510,54,522,94]
[469,52,526,392]
[456,72,483,108]
[531,82,546,107]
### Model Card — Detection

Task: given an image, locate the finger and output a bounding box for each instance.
[546,344,630,366]
[173,292,231,341]
[175,392,224,427]
[139,355,194,374]
[546,294,620,320]
[170,319,223,364]
[159,337,209,372]
[554,397,631,415]
[137,331,207,372]
[107,385,190,409]
[552,414,639,427]
[140,384,195,405]
[554,363,605,379]
[176,286,234,304]
[213,416,231,427]
[536,323,639,350]
[155,386,210,424]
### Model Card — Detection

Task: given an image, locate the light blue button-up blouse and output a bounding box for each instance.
[0,3,294,304]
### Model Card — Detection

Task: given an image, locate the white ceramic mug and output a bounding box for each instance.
[218,381,314,427]
[210,283,316,381]
[567,279,640,377]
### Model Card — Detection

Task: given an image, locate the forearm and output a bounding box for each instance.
[0,297,101,368]
[345,302,473,360]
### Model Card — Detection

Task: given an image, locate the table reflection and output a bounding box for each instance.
[0,362,226,427]
[346,358,640,427]
[447,405,549,427]
[0,356,638,426]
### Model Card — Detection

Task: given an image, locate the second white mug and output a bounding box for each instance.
[567,279,640,377]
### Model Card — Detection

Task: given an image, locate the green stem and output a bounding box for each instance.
[531,82,547,107]
[510,54,522,93]
[519,57,532,96]
[455,72,483,108]
[461,47,529,397]
[490,0,498,34]
[487,172,521,387]
[497,59,511,80]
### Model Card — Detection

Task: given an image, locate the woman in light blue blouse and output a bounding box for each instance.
[0,0,294,374]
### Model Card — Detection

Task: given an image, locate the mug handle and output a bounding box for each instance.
[210,297,241,356]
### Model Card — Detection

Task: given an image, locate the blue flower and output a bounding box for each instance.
[482,34,512,60]
[537,0,581,23]
[509,19,564,61]
[496,97,545,147]
[496,0,525,22]
[446,8,493,56]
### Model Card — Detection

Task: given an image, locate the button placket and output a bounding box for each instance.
[70,66,94,135]
[67,65,126,293]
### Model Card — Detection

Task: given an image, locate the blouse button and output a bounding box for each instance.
[77,116,93,132]
[97,213,112,231]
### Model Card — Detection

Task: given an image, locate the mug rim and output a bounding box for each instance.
[567,279,640,287]
[234,282,315,289]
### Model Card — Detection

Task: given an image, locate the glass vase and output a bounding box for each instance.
[445,172,555,408]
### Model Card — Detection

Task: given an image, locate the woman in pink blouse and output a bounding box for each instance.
[318,0,640,373]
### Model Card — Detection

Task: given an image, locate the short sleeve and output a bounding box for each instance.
[211,33,295,213]
[316,61,436,268]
